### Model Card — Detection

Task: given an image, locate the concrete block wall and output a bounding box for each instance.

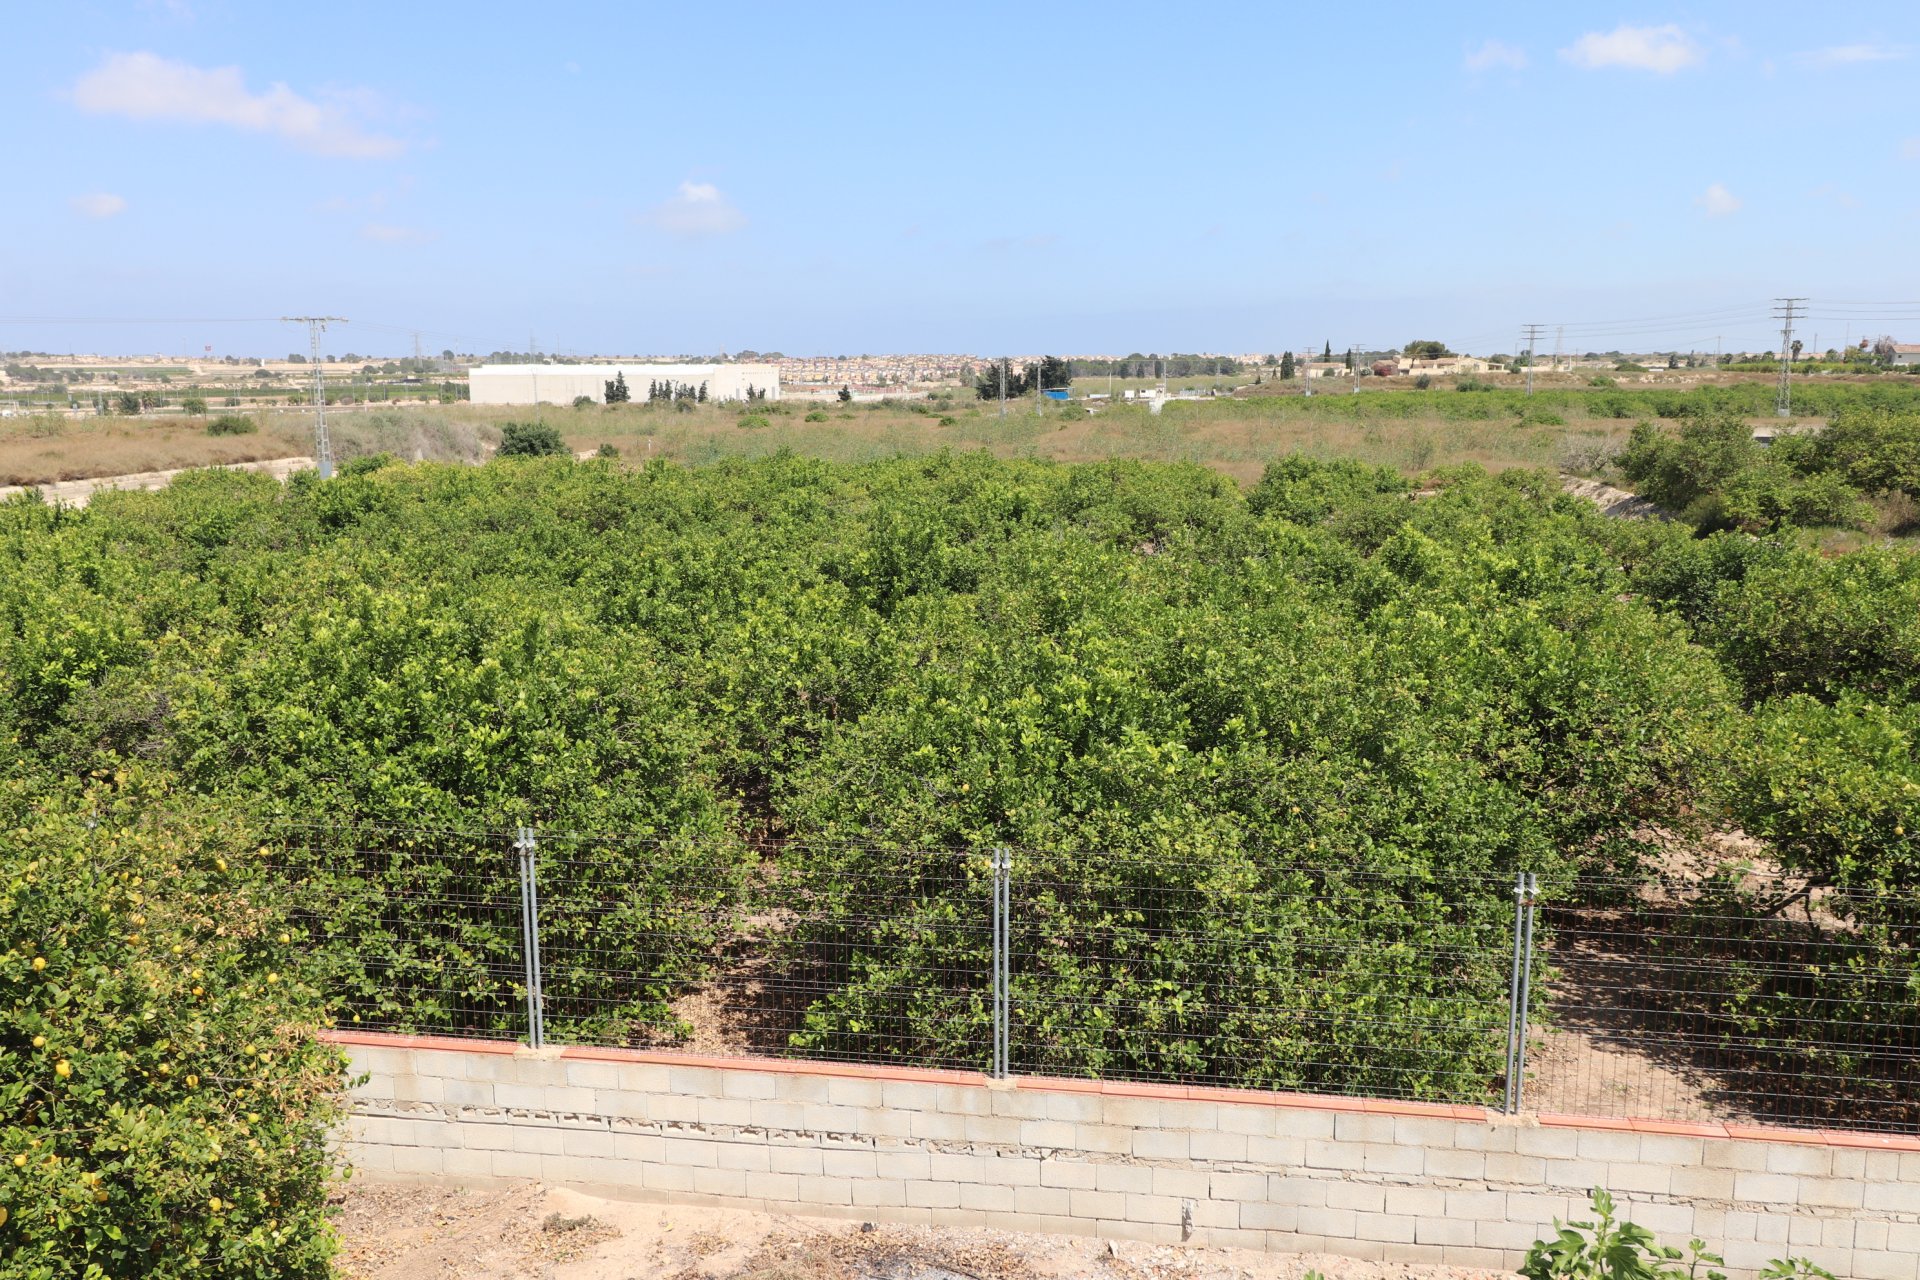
[328,1032,1920,1278]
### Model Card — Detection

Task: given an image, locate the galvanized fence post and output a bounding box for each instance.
[1512,872,1539,1113]
[515,824,546,1049]
[1503,870,1526,1113]
[991,846,1011,1079]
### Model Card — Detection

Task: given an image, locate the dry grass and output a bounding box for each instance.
[3,394,1641,489]
[548,396,1633,484]
[0,410,311,486]
[0,407,495,486]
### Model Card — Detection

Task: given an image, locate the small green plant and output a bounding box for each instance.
[496,421,568,457]
[1521,1190,1724,1280]
[1523,1189,1831,1280]
[596,442,620,458]
[181,396,208,416]
[572,395,595,409]
[804,410,828,423]
[738,414,771,430]
[206,414,258,436]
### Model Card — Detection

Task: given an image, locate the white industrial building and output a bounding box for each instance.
[469,363,780,405]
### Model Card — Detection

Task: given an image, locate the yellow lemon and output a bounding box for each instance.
[31,957,45,972]
[187,1074,199,1087]
[278,933,291,945]
[93,1190,109,1203]
[12,1154,25,1167]
[32,1035,45,1048]
[55,1060,72,1079]
[209,1196,223,1212]
[157,1063,171,1076]
[191,986,203,997]
[246,1113,260,1124]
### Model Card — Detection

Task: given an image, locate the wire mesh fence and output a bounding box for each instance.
[1528,872,1920,1133]
[259,821,1918,1133]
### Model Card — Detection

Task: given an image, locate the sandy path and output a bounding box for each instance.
[334,1182,1508,1280]
[0,455,316,509]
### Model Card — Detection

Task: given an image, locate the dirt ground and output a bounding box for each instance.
[332,1182,1509,1280]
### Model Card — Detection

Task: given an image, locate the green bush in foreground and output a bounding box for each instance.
[0,783,347,1279]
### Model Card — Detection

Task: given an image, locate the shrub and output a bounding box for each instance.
[571,395,594,409]
[596,442,620,458]
[206,414,258,437]
[222,397,240,408]
[1589,375,1617,388]
[0,788,348,1278]
[1523,1187,1829,1280]
[803,411,828,423]
[181,396,208,416]
[1412,375,1432,390]
[496,421,568,457]
[1718,464,1870,533]
[738,414,771,430]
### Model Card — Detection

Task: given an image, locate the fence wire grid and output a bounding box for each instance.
[264,822,1919,1134]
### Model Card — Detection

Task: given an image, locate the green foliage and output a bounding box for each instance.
[595,442,620,458]
[180,396,208,416]
[1616,406,1920,532]
[1522,1189,1830,1280]
[1521,1189,1726,1280]
[205,414,258,437]
[0,451,1911,1098]
[1817,409,1920,499]
[603,372,630,405]
[571,395,595,409]
[804,411,828,423]
[496,421,567,457]
[0,782,347,1279]
[738,414,771,430]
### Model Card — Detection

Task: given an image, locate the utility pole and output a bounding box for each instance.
[1553,325,1564,377]
[1520,324,1545,395]
[1772,297,1806,418]
[998,358,1006,418]
[282,316,346,478]
[1350,345,1360,395]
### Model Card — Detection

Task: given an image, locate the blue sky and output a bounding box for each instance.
[5,1,1918,358]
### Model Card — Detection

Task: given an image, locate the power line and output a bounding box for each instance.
[1520,324,1545,395]
[1771,298,1805,419]
[283,316,346,479]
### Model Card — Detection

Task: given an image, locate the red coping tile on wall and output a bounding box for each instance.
[321,1031,1899,1148]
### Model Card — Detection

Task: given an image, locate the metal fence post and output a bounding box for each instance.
[1504,870,1526,1113]
[1512,872,1539,1113]
[515,825,546,1049]
[991,846,1011,1079]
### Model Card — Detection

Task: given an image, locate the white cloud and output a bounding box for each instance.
[69,51,403,158]
[1696,183,1741,217]
[360,223,436,244]
[69,192,128,218]
[1797,43,1907,68]
[1561,24,1702,73]
[639,181,747,237]
[1465,39,1528,72]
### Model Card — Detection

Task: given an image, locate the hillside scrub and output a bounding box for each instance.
[1618,407,1920,534]
[0,452,1913,1101]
